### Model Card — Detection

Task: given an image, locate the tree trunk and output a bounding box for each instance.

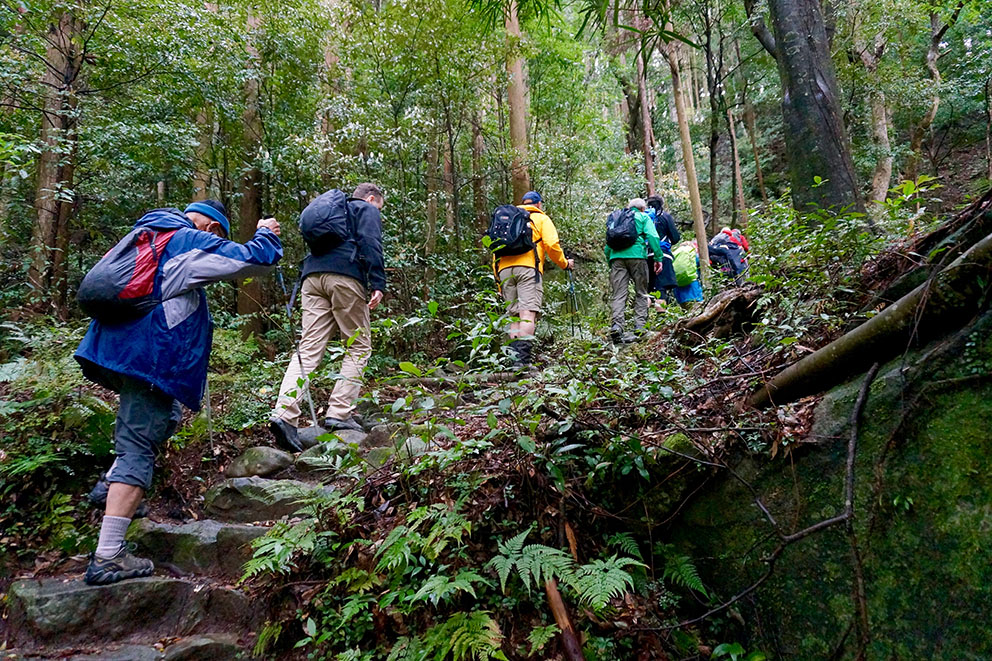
[855,29,892,208]
[443,146,455,234]
[867,93,893,206]
[425,137,439,255]
[237,15,264,337]
[637,50,656,196]
[702,6,725,234]
[667,93,688,188]
[472,112,488,230]
[664,40,710,285]
[749,227,992,408]
[727,108,748,228]
[708,121,720,234]
[28,10,84,318]
[904,6,964,183]
[986,76,992,183]
[505,0,530,203]
[192,109,212,201]
[750,0,863,213]
[742,97,768,203]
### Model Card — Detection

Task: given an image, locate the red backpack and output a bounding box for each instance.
[77,227,178,324]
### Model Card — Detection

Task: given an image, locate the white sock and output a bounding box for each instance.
[95,515,131,559]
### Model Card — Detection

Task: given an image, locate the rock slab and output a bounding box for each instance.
[164,633,242,661]
[203,476,317,522]
[127,519,269,577]
[6,577,254,649]
[224,446,293,478]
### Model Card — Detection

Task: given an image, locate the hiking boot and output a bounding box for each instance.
[324,416,364,432]
[269,419,303,453]
[88,475,148,518]
[620,333,638,344]
[508,339,533,369]
[85,543,154,586]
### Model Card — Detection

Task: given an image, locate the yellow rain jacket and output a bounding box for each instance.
[494,204,569,274]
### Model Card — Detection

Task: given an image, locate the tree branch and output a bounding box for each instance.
[743,0,777,60]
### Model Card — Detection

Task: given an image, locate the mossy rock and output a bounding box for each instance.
[669,313,992,659]
[225,446,294,478]
[127,519,269,577]
[203,477,323,523]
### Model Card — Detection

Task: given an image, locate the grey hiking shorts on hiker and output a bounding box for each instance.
[499,266,543,314]
[104,373,182,490]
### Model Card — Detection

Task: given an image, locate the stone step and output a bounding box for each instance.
[224,446,293,478]
[42,633,243,660]
[297,425,367,449]
[6,576,257,651]
[126,519,270,578]
[202,476,329,523]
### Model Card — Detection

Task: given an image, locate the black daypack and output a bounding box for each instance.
[299,189,355,256]
[485,205,540,263]
[606,208,640,250]
[77,225,179,324]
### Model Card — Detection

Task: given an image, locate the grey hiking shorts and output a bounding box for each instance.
[104,373,182,490]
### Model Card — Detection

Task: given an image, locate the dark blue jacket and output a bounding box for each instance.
[301,199,386,292]
[75,209,283,410]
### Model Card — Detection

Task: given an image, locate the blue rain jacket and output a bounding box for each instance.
[75,209,282,410]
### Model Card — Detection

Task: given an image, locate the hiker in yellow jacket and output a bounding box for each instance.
[495,191,573,368]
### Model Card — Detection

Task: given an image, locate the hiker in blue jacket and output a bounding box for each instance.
[75,200,282,585]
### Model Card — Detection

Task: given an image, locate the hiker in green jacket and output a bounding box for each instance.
[604,198,663,344]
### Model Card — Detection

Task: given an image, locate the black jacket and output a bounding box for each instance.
[654,211,681,245]
[301,198,386,292]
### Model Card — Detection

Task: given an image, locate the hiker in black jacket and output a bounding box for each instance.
[647,196,681,303]
[269,183,386,451]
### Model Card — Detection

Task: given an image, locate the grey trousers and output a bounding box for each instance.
[609,258,650,332]
[105,374,182,490]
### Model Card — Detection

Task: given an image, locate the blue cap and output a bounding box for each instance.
[185,201,230,237]
[522,190,542,204]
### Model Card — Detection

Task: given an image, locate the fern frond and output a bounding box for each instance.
[526,624,559,656]
[606,532,643,560]
[566,556,642,611]
[663,554,708,598]
[516,544,575,592]
[424,611,506,661]
[410,570,490,605]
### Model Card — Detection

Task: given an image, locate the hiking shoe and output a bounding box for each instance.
[270,419,303,453]
[324,416,364,432]
[85,543,154,586]
[87,475,148,518]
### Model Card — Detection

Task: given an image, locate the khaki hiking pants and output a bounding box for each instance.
[273,273,372,424]
[609,258,650,333]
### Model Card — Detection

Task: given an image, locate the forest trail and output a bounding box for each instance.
[4,421,438,659]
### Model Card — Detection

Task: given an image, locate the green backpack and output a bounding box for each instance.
[672,242,698,286]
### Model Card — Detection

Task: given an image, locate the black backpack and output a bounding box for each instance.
[77,223,179,324]
[606,208,640,250]
[485,205,540,261]
[299,189,355,256]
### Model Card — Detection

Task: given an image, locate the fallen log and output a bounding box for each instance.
[867,189,992,306]
[386,372,520,387]
[748,229,992,408]
[678,285,761,339]
[545,578,584,661]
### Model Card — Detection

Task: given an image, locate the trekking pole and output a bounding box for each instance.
[276,265,320,429]
[567,267,579,338]
[203,373,215,456]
